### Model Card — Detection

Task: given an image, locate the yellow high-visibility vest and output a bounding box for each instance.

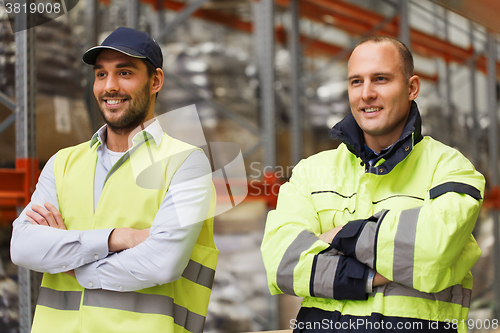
[32,134,218,333]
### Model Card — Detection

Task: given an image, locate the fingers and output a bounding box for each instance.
[319,226,343,244]
[64,269,75,278]
[27,203,66,229]
[26,206,50,226]
[44,203,66,230]
[26,214,37,225]
[318,231,332,243]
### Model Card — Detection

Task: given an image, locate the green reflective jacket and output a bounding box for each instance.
[262,103,484,329]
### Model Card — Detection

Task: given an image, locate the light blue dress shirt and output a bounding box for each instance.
[11,121,212,292]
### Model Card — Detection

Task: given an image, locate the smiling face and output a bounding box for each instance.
[93,49,158,134]
[347,41,420,152]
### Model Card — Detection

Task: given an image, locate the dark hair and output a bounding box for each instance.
[141,59,157,78]
[355,36,414,81]
[141,59,159,100]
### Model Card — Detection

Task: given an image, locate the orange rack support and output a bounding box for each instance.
[213,171,283,211]
[0,158,39,225]
[483,186,500,210]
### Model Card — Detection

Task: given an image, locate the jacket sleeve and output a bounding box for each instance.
[261,160,369,300]
[331,151,485,293]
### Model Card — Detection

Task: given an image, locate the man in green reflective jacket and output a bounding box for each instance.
[261,36,485,333]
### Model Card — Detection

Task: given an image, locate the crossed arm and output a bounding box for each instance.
[261,156,484,300]
[11,150,212,291]
[25,202,150,277]
[319,226,390,288]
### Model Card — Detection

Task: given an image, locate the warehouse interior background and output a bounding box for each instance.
[1,0,500,332]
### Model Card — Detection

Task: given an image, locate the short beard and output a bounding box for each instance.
[96,82,153,135]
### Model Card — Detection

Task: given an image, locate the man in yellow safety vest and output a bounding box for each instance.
[11,27,218,333]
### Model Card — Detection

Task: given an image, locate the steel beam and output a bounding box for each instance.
[127,0,140,29]
[15,3,37,331]
[0,114,15,135]
[0,91,15,112]
[487,31,500,319]
[443,10,453,146]
[254,0,276,169]
[160,0,253,32]
[85,0,101,132]
[289,0,302,166]
[469,22,479,167]
[159,0,210,40]
[398,0,410,49]
[152,0,165,42]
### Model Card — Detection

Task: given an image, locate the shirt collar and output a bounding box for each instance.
[89,120,164,149]
[364,144,393,166]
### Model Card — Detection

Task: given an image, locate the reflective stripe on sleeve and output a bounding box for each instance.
[181,259,215,289]
[311,254,340,298]
[393,207,421,287]
[37,287,82,311]
[276,229,319,296]
[429,182,482,201]
[355,222,377,267]
[378,282,472,308]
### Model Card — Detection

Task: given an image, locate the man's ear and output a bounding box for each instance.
[408,75,420,101]
[151,68,164,95]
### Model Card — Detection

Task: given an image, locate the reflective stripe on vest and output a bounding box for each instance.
[182,259,215,289]
[38,288,207,333]
[37,287,81,311]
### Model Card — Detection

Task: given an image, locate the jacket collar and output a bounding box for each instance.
[328,101,423,174]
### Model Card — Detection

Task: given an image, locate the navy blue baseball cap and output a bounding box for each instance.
[82,27,163,69]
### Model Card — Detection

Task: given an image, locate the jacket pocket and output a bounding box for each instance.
[311,191,356,231]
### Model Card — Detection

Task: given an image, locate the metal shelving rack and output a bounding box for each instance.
[2,0,500,330]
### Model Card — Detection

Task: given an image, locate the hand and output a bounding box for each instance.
[108,228,150,252]
[64,269,75,278]
[319,226,343,244]
[373,273,390,287]
[26,203,66,230]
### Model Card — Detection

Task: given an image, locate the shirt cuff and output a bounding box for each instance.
[75,261,101,289]
[80,228,114,264]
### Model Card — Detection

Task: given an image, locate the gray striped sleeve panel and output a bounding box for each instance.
[312,254,340,299]
[377,282,472,308]
[393,207,421,287]
[276,229,319,296]
[355,222,377,268]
